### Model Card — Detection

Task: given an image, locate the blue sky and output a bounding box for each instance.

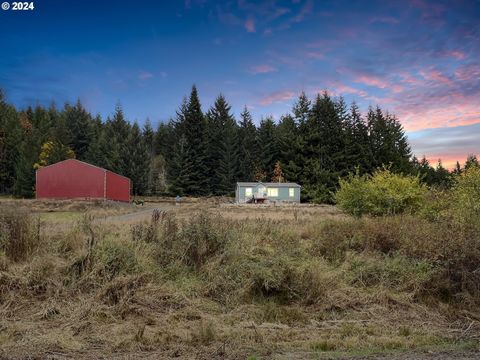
[0,0,479,167]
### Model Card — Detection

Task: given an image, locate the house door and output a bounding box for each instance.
[256,186,266,198]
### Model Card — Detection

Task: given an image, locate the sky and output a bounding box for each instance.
[0,0,479,168]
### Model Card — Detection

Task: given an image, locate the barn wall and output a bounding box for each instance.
[105,171,130,202]
[36,159,105,199]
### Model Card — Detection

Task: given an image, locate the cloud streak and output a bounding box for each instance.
[249,64,277,74]
[259,90,296,105]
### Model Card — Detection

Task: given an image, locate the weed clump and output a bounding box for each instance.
[0,209,40,262]
[94,237,140,280]
[157,212,230,270]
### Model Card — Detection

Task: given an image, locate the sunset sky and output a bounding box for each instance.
[0,0,479,168]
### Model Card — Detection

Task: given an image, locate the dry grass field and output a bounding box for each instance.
[0,198,479,359]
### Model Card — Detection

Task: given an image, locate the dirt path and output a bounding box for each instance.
[102,204,174,222]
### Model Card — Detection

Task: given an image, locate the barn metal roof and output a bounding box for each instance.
[35,158,131,180]
[236,182,301,188]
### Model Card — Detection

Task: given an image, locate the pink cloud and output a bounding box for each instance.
[445,50,466,60]
[249,64,277,74]
[328,81,368,98]
[259,90,296,105]
[397,102,480,132]
[419,69,451,85]
[399,72,422,85]
[245,18,256,32]
[424,153,478,171]
[455,64,480,81]
[354,74,404,93]
[306,51,325,60]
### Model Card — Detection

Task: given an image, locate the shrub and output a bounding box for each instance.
[449,166,480,227]
[344,253,435,292]
[157,213,229,270]
[309,215,480,304]
[335,169,427,216]
[0,209,40,262]
[94,237,140,280]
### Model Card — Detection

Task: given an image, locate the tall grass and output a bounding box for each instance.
[1,197,479,356]
[0,209,40,261]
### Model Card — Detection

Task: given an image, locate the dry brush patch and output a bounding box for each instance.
[0,203,479,358]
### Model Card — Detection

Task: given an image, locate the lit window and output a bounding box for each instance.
[267,188,278,197]
[245,187,253,196]
[289,188,295,197]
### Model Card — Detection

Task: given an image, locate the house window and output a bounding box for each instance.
[245,187,253,197]
[289,188,295,197]
[267,188,278,197]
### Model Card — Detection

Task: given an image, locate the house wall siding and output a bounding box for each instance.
[236,184,301,203]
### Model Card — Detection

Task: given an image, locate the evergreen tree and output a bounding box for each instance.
[13,113,37,198]
[182,85,209,195]
[154,121,175,157]
[143,119,155,157]
[237,106,257,181]
[106,105,131,175]
[169,135,193,195]
[169,86,208,195]
[84,129,108,168]
[433,160,453,189]
[465,154,479,170]
[64,100,93,160]
[292,92,311,184]
[368,106,412,173]
[0,91,19,193]
[453,161,462,175]
[205,95,238,195]
[124,122,150,195]
[302,92,345,202]
[257,116,278,179]
[276,114,300,182]
[345,102,372,173]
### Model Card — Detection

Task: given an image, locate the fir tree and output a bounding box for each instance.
[276,114,300,182]
[124,123,150,195]
[453,161,462,175]
[0,91,19,193]
[64,100,93,160]
[257,116,278,179]
[205,95,238,195]
[465,154,479,170]
[237,106,257,181]
[169,135,193,195]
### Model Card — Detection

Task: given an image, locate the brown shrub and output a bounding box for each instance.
[0,209,40,262]
[310,215,480,304]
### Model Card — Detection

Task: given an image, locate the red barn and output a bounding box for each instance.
[36,159,131,202]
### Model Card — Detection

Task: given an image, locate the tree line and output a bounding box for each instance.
[0,86,475,202]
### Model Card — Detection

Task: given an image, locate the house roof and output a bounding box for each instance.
[236,182,301,188]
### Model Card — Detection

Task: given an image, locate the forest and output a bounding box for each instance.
[0,86,476,202]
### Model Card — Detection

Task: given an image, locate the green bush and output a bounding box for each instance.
[335,169,427,216]
[94,237,140,280]
[449,166,480,227]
